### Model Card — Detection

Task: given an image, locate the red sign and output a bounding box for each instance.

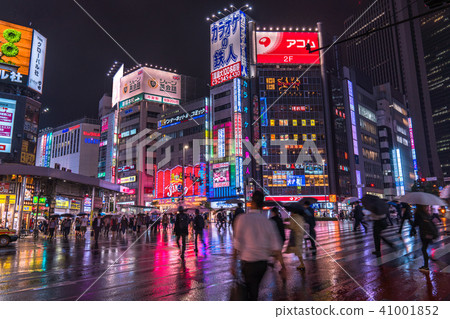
[155,164,207,199]
[256,32,320,64]
[265,195,327,202]
[211,61,241,86]
[0,182,10,194]
[83,131,100,137]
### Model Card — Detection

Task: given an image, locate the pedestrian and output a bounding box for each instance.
[193,209,206,253]
[136,215,142,233]
[80,216,88,237]
[285,207,306,271]
[174,206,190,260]
[62,218,71,239]
[92,214,103,245]
[48,217,57,240]
[269,207,286,244]
[231,190,286,300]
[145,213,151,230]
[303,201,317,253]
[162,213,169,231]
[74,218,81,238]
[352,202,368,232]
[362,195,395,257]
[111,217,118,237]
[398,202,417,236]
[104,218,110,237]
[120,216,128,236]
[232,202,245,229]
[413,204,438,272]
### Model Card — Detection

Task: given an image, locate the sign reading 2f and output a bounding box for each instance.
[210,11,248,86]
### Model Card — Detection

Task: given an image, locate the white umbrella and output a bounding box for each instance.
[342,197,359,204]
[399,192,447,206]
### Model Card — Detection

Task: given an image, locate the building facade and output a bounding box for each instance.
[344,0,442,180]
[35,118,100,177]
[421,7,450,179]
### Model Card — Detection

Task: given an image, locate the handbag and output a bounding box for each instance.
[229,279,247,301]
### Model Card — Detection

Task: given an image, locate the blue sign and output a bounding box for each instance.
[287,175,305,187]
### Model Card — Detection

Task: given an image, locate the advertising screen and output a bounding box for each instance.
[0,20,33,87]
[210,11,247,86]
[256,32,320,64]
[0,98,16,153]
[212,162,230,188]
[119,67,181,104]
[112,64,124,107]
[28,30,47,93]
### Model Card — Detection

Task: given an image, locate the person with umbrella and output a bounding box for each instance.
[48,217,58,240]
[193,209,206,253]
[92,213,103,246]
[398,202,416,236]
[174,206,190,260]
[302,200,317,253]
[361,195,395,257]
[352,201,368,232]
[283,202,307,270]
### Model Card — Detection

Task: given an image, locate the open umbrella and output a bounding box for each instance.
[77,212,89,216]
[387,201,398,206]
[361,194,387,216]
[298,197,318,206]
[61,213,75,218]
[225,199,244,204]
[342,197,359,204]
[399,192,447,206]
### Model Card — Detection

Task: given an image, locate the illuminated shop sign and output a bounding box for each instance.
[392,149,405,196]
[260,97,268,127]
[158,107,206,128]
[356,170,362,198]
[210,10,248,86]
[101,117,109,132]
[83,197,92,212]
[55,196,69,209]
[256,31,320,64]
[287,175,306,187]
[212,162,230,188]
[97,172,106,178]
[263,76,303,96]
[408,118,419,180]
[118,165,135,172]
[119,128,137,139]
[118,176,136,184]
[84,138,100,144]
[83,131,100,137]
[218,128,225,158]
[120,186,136,195]
[0,98,16,153]
[347,80,359,156]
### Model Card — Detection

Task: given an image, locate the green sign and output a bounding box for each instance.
[98,172,106,178]
[119,94,143,109]
[33,196,47,204]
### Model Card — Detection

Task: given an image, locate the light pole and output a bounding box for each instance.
[322,159,327,217]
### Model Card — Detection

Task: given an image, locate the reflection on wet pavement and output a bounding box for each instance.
[1,221,449,301]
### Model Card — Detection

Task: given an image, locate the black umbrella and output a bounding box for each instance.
[282,202,307,216]
[298,197,318,206]
[49,214,60,218]
[61,213,75,218]
[77,212,89,216]
[361,195,388,216]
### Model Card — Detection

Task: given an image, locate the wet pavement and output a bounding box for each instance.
[1,220,450,301]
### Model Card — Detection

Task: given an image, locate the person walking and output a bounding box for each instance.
[111,217,118,237]
[62,218,71,240]
[398,202,417,236]
[193,209,206,253]
[136,215,143,234]
[145,213,151,230]
[174,206,190,260]
[285,208,306,271]
[232,202,245,229]
[269,207,286,244]
[120,216,128,236]
[74,218,81,238]
[231,190,286,300]
[303,200,317,253]
[413,204,438,272]
[352,202,368,232]
[80,217,88,237]
[92,214,103,245]
[162,213,169,231]
[104,218,111,237]
[48,218,57,240]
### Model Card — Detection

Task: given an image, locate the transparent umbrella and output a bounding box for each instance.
[399,192,447,206]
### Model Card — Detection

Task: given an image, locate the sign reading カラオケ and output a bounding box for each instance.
[210,11,247,86]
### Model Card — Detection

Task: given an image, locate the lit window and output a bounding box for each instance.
[284,120,288,126]
[279,120,284,126]
[294,134,298,140]
[302,119,306,126]
[312,134,317,141]
[311,119,315,126]
[302,134,307,141]
[270,119,275,126]
[271,134,276,140]
[293,119,297,126]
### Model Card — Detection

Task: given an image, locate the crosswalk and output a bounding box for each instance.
[307,220,450,273]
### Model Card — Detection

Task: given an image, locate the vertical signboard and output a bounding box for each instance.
[210,10,247,86]
[112,64,124,107]
[408,117,419,180]
[28,30,47,94]
[218,128,225,158]
[0,98,16,153]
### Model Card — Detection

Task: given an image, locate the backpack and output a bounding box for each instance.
[422,218,438,240]
[178,213,190,232]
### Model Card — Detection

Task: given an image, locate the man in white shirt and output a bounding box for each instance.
[231,190,286,300]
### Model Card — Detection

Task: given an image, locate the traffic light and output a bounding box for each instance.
[421,178,426,182]
[369,183,375,188]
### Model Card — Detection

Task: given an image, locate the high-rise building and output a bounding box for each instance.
[421,7,450,179]
[375,83,415,199]
[344,0,442,179]
[35,118,100,177]
[97,110,117,182]
[154,97,208,210]
[0,20,47,166]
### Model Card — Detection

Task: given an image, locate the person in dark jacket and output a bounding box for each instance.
[92,214,103,245]
[399,202,416,236]
[413,204,436,272]
[175,206,190,259]
[269,207,286,244]
[352,202,368,232]
[232,203,245,229]
[303,201,317,252]
[193,209,206,253]
[120,216,128,236]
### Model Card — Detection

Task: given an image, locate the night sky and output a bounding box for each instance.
[3,0,370,128]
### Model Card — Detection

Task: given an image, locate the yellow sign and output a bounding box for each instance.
[329,194,337,203]
[55,197,69,209]
[23,206,32,211]
[119,176,136,184]
[0,194,16,204]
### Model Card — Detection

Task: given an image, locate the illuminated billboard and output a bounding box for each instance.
[212,162,230,188]
[155,164,207,199]
[0,98,16,153]
[119,67,181,104]
[210,10,248,86]
[112,64,124,107]
[256,32,320,64]
[0,20,47,92]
